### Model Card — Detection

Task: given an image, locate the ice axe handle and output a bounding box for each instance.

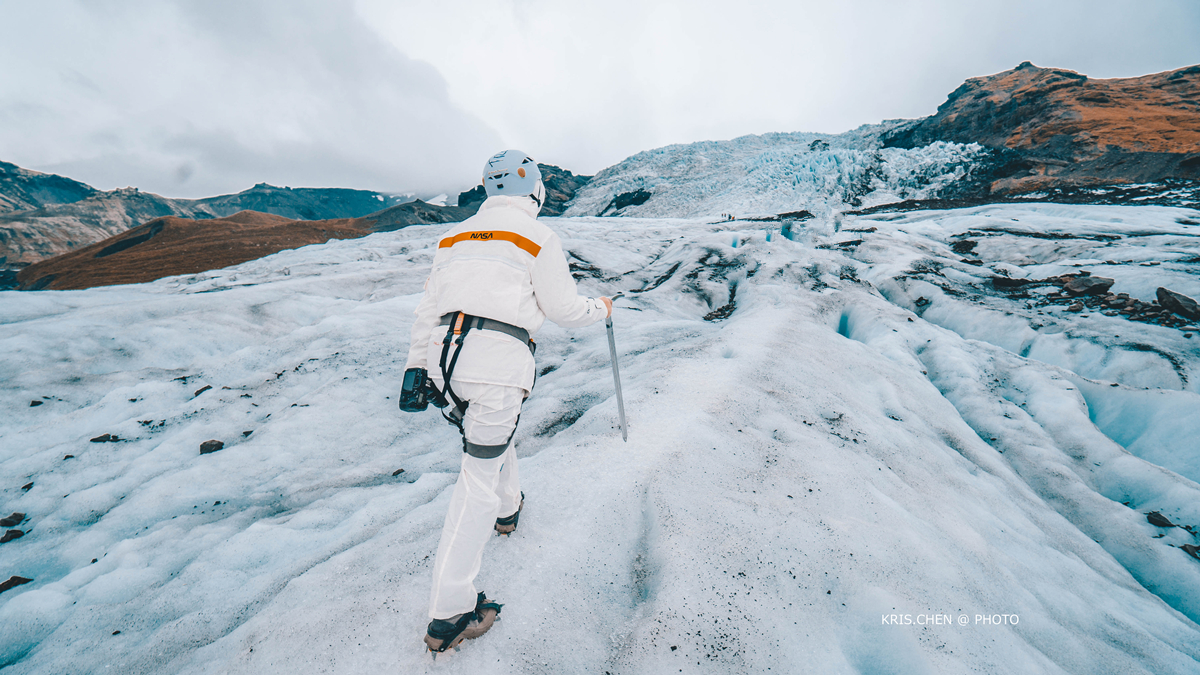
[605,293,627,441]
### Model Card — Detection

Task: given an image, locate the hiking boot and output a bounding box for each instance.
[495,492,524,535]
[424,592,503,653]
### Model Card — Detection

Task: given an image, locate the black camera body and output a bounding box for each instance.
[399,368,446,412]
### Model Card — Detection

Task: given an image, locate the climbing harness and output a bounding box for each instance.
[434,311,535,458]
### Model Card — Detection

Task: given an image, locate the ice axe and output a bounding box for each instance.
[605,292,628,441]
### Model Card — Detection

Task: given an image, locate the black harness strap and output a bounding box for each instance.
[437,312,473,430]
[435,312,525,457]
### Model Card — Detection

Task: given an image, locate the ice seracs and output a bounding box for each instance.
[564,124,990,219]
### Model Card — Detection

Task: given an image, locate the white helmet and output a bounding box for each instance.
[482,149,544,206]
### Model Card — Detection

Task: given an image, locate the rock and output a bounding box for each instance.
[1067,302,1084,312]
[90,433,119,443]
[193,384,212,397]
[0,513,25,527]
[1147,511,1176,528]
[1064,276,1114,295]
[20,482,32,491]
[536,164,592,218]
[1157,287,1200,320]
[392,468,405,477]
[63,454,74,460]
[456,185,486,209]
[242,430,253,437]
[0,530,24,544]
[29,400,42,407]
[0,576,33,594]
[915,296,931,307]
[1183,544,1200,561]
[199,440,224,455]
[601,188,652,216]
[992,277,1031,289]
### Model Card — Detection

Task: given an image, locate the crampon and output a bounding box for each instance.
[495,492,524,536]
[424,592,503,657]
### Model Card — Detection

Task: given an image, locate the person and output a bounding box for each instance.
[399,149,612,654]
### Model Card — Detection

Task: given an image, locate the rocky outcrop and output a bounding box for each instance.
[538,164,591,217]
[359,199,477,232]
[457,185,486,209]
[884,62,1200,195]
[992,272,1200,329]
[0,161,97,213]
[601,189,653,216]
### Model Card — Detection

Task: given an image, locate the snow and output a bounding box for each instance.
[426,194,449,207]
[563,124,990,218]
[2,202,1200,674]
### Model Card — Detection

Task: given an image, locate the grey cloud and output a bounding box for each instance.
[0,0,501,197]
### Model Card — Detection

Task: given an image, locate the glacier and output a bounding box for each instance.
[1,203,1200,674]
[563,124,992,219]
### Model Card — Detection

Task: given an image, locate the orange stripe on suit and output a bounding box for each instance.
[439,230,542,257]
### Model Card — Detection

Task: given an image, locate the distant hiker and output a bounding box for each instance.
[399,149,612,654]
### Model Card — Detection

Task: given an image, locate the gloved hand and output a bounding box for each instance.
[399,368,431,412]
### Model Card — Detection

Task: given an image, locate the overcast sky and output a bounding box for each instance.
[1,0,1198,199]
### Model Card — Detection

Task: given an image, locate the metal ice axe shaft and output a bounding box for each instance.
[605,293,628,441]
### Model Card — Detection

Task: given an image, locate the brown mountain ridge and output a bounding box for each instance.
[885,62,1200,194]
[16,211,371,291]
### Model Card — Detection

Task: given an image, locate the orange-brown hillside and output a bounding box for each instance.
[17,211,370,291]
[15,197,484,291]
[885,62,1200,193]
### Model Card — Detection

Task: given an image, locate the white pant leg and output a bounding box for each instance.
[428,381,524,620]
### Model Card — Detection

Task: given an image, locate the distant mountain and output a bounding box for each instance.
[16,211,375,291]
[0,161,97,213]
[0,187,212,269]
[1,162,590,276]
[882,62,1200,194]
[191,183,409,221]
[0,179,409,268]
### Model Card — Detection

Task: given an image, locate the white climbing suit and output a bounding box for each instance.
[406,193,609,620]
